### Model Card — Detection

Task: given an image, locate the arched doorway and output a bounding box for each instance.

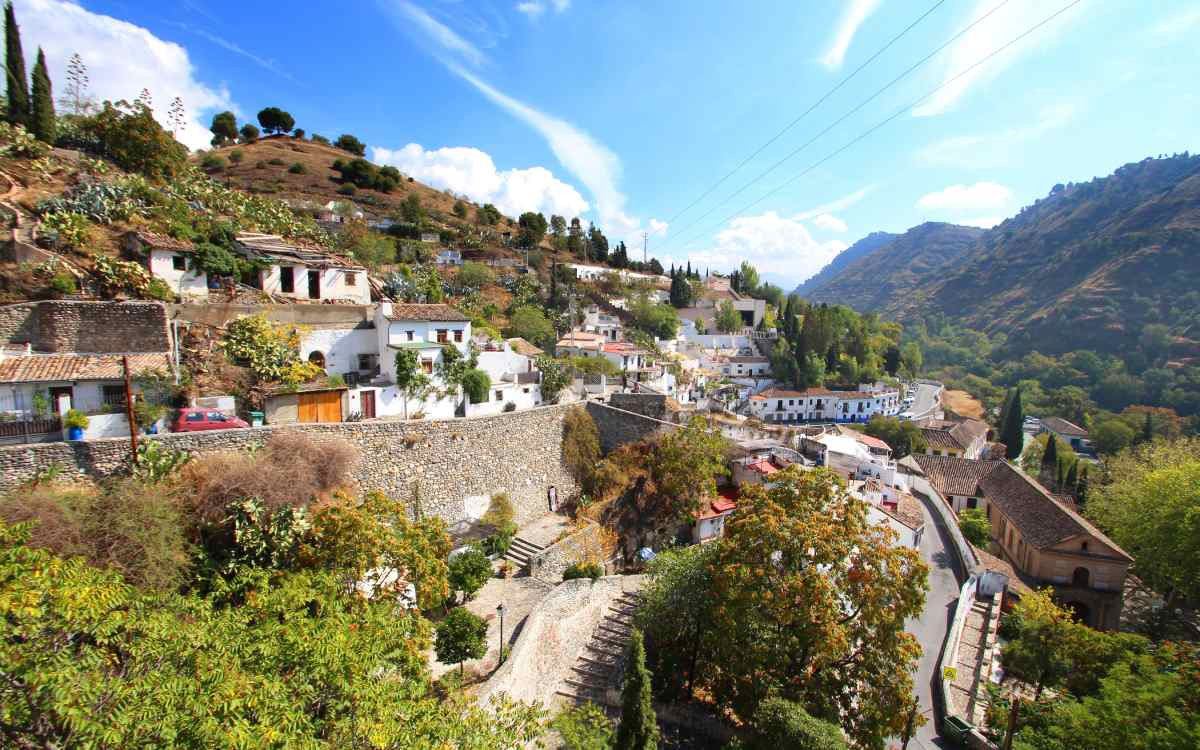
[308,351,326,369]
[1072,566,1090,588]
[1065,600,1091,625]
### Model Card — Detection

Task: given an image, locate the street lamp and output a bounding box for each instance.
[496,603,506,667]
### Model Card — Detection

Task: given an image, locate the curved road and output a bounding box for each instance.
[909,382,943,420]
[905,490,964,748]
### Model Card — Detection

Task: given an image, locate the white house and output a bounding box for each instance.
[917,417,990,459]
[692,491,738,544]
[556,331,607,358]
[567,263,670,288]
[469,339,543,417]
[811,432,897,486]
[436,249,464,266]
[713,355,771,378]
[237,232,371,304]
[582,306,622,341]
[317,200,363,223]
[749,385,901,424]
[122,231,209,301]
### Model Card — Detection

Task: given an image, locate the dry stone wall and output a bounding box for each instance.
[0,404,579,527]
[0,300,171,353]
[586,393,674,453]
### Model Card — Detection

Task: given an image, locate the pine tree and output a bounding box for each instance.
[1001,388,1024,460]
[29,47,52,142]
[615,630,658,750]
[1141,411,1154,444]
[4,1,28,126]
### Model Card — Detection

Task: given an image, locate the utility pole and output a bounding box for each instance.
[1002,696,1021,750]
[122,355,139,463]
[642,231,648,264]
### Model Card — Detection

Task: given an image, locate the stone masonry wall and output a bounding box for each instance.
[0,302,36,346]
[32,300,171,353]
[587,393,674,453]
[0,403,579,527]
[528,519,608,584]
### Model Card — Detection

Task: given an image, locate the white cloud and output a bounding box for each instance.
[371,143,589,218]
[681,212,848,285]
[913,0,1081,117]
[793,184,874,220]
[821,0,882,69]
[186,27,295,82]
[917,182,1012,212]
[390,0,487,66]
[1150,7,1200,40]
[916,102,1077,168]
[516,0,568,18]
[959,216,1003,228]
[15,0,232,151]
[647,219,668,236]
[813,213,848,233]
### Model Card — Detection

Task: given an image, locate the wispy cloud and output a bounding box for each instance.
[913,0,1081,117]
[916,101,1077,168]
[917,182,1012,212]
[181,25,297,82]
[390,0,488,66]
[383,0,660,243]
[1149,7,1200,41]
[682,211,849,286]
[821,0,882,69]
[793,184,874,221]
[516,0,569,19]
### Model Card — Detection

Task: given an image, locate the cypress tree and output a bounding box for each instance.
[1065,460,1078,494]
[615,629,658,750]
[1002,388,1024,460]
[1041,434,1059,486]
[1141,411,1154,444]
[1076,464,1089,505]
[29,47,52,142]
[4,1,28,126]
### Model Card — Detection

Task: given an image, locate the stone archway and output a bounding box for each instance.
[308,350,326,369]
[1065,600,1091,625]
[1072,566,1090,588]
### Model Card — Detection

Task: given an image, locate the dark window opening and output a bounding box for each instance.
[308,351,326,368]
[101,385,125,408]
[171,255,187,271]
[280,266,294,293]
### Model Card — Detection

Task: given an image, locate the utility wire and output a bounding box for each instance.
[669,0,1079,251]
[664,0,948,227]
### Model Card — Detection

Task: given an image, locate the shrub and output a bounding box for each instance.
[63,409,89,429]
[552,702,614,750]
[481,493,516,531]
[448,546,493,601]
[228,149,244,164]
[77,100,187,179]
[288,162,306,174]
[504,401,517,412]
[201,154,225,171]
[563,561,604,581]
[0,477,191,592]
[462,368,491,404]
[749,698,847,750]
[181,432,357,527]
[958,508,991,547]
[267,157,285,166]
[456,261,494,290]
[310,133,330,145]
[337,184,357,196]
[239,123,259,143]
[39,211,90,248]
[48,270,77,295]
[334,133,366,156]
[563,407,600,484]
[254,160,267,169]
[0,121,50,158]
[435,607,488,676]
[144,278,175,301]
[222,314,323,385]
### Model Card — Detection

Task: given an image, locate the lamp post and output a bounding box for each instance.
[496,603,506,667]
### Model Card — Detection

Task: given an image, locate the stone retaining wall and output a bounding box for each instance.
[528,519,607,584]
[0,403,579,527]
[33,300,171,353]
[587,393,675,453]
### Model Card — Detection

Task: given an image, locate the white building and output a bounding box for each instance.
[237,233,371,305]
[469,340,543,417]
[712,355,770,378]
[811,432,897,486]
[749,385,901,424]
[582,306,622,341]
[122,231,209,301]
[436,249,464,266]
[566,263,670,287]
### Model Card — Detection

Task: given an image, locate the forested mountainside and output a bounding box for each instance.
[794,230,896,296]
[801,222,984,311]
[800,154,1200,358]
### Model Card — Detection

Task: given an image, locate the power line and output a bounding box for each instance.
[668,0,1078,251]
[664,0,949,227]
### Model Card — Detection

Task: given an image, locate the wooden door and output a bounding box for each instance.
[298,391,342,423]
[307,269,321,299]
[360,390,376,419]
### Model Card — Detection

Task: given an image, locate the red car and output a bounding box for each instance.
[173,408,249,432]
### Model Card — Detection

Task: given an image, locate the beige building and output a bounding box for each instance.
[917,417,990,459]
[909,454,1132,630]
[237,233,370,304]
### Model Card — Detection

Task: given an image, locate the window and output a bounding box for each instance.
[437,329,448,343]
[308,351,326,369]
[495,390,503,402]
[522,387,530,394]
[171,255,187,271]
[280,266,295,293]
[420,359,433,374]
[101,385,125,407]
[345,272,357,286]
[357,353,379,372]
[1080,541,1089,552]
[185,412,204,422]
[966,497,978,509]
[206,412,227,422]
[453,330,463,343]
[406,330,414,341]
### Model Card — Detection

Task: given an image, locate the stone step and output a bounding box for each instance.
[579,653,622,668]
[509,537,544,554]
[571,663,613,679]
[590,632,628,648]
[598,622,632,638]
[585,641,625,657]
[565,676,609,691]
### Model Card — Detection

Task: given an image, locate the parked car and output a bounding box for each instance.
[173,408,249,432]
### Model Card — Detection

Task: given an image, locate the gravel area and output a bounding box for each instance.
[429,574,554,679]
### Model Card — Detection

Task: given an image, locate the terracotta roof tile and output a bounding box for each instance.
[1040,416,1088,437]
[0,353,172,383]
[384,303,470,322]
[911,454,1002,496]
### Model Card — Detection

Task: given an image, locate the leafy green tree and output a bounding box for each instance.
[209,110,238,145]
[958,508,991,547]
[453,199,468,218]
[629,295,679,340]
[899,341,923,379]
[535,355,571,403]
[1091,418,1135,455]
[334,133,365,155]
[517,211,548,248]
[394,348,431,419]
[401,192,423,223]
[704,468,927,746]
[448,546,493,601]
[1087,438,1200,607]
[645,417,729,525]
[477,203,502,225]
[549,214,567,237]
[614,629,658,750]
[81,100,188,179]
[435,606,488,677]
[507,305,556,350]
[239,122,259,143]
[1041,433,1060,485]
[552,702,614,750]
[738,261,761,296]
[587,223,609,263]
[461,368,490,404]
[256,106,295,135]
[715,300,741,333]
[4,1,28,126]
[456,261,494,290]
[864,415,927,458]
[29,47,52,142]
[750,698,847,750]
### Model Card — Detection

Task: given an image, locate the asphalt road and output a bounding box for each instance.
[904,490,965,748]
[909,382,942,420]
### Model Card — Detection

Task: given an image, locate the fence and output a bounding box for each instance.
[0,415,62,442]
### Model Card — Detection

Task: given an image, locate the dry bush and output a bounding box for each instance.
[0,478,191,592]
[183,432,358,525]
[480,492,515,531]
[562,407,600,484]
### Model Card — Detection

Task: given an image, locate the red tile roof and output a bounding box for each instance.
[854,433,891,451]
[0,353,172,383]
[384,303,470,322]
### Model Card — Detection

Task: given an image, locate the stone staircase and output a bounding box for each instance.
[503,535,545,573]
[555,589,643,711]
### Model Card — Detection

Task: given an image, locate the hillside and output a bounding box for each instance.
[796,154,1200,357]
[795,230,897,296]
[801,222,984,311]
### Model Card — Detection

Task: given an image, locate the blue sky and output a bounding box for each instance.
[18,0,1200,286]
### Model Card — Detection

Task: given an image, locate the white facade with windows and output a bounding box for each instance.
[749,385,901,423]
